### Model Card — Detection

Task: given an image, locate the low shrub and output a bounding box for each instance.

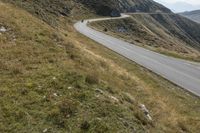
[85,74,100,85]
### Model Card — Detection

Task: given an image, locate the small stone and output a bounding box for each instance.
[117,27,127,32]
[68,86,72,89]
[109,95,119,102]
[53,93,58,97]
[139,104,152,121]
[146,114,152,121]
[139,104,149,114]
[95,88,104,94]
[96,117,102,121]
[43,128,48,133]
[52,77,56,80]
[0,26,7,32]
[95,94,100,98]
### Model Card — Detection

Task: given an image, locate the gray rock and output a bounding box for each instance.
[43,128,48,133]
[139,104,149,114]
[0,26,6,32]
[95,88,104,94]
[109,95,119,102]
[117,27,127,33]
[139,104,152,121]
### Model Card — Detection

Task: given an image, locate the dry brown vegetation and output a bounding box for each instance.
[0,1,200,133]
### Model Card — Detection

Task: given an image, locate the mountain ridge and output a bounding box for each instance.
[1,0,172,25]
[180,10,200,23]
[78,0,171,15]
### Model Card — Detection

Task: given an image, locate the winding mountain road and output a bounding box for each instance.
[74,14,200,97]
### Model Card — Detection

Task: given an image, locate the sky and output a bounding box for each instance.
[154,0,200,12]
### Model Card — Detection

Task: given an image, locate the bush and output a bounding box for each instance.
[80,121,90,130]
[104,28,108,32]
[59,99,78,118]
[92,120,109,133]
[47,99,78,128]
[85,74,100,85]
[134,111,148,126]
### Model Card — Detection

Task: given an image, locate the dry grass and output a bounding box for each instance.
[0,1,200,133]
[71,27,200,132]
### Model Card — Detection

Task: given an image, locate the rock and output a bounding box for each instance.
[53,93,58,97]
[146,114,152,121]
[68,86,73,89]
[95,88,104,94]
[96,117,102,121]
[0,26,7,32]
[117,27,127,33]
[109,95,119,102]
[95,94,100,98]
[43,128,48,133]
[52,77,56,80]
[139,104,152,121]
[139,104,149,114]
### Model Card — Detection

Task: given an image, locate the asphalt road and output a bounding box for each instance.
[74,14,200,97]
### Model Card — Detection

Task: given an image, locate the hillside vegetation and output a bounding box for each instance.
[180,10,200,23]
[91,13,200,61]
[0,0,200,133]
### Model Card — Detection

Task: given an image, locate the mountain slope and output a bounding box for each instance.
[1,0,200,132]
[78,0,171,15]
[2,0,171,24]
[180,10,200,23]
[91,13,200,61]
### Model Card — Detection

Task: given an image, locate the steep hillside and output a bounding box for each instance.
[0,0,97,27]
[1,0,200,132]
[180,10,200,23]
[78,0,171,15]
[2,0,172,20]
[91,13,200,61]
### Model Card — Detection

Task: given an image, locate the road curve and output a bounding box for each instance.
[74,14,200,97]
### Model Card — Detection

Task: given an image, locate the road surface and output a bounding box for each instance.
[74,14,200,97]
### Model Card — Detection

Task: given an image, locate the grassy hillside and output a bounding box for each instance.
[91,13,200,62]
[0,0,96,26]
[1,0,200,133]
[180,10,200,23]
